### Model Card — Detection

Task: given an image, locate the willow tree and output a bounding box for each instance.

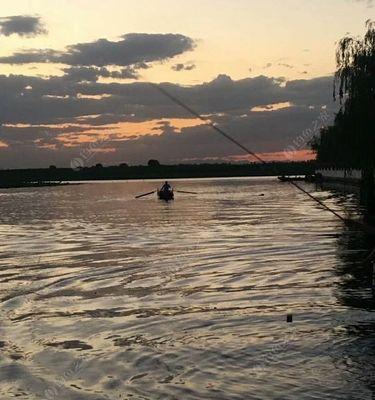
[313,20,375,169]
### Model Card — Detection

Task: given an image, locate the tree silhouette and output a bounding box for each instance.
[147,159,160,167]
[312,20,375,169]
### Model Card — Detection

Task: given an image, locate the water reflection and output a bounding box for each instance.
[0,178,374,399]
[325,186,375,399]
[335,227,375,310]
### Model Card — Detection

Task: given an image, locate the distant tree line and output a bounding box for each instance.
[0,161,316,184]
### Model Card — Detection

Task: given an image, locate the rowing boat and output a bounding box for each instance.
[278,174,319,182]
[278,175,306,182]
[157,188,174,201]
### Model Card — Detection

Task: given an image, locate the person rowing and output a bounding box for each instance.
[158,181,174,200]
[160,181,172,192]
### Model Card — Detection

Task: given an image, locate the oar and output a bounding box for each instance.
[176,190,198,194]
[135,190,156,199]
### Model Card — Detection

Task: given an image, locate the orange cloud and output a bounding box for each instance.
[251,102,292,112]
[230,149,315,162]
[55,117,203,147]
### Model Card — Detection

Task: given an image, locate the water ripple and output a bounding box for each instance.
[0,178,374,399]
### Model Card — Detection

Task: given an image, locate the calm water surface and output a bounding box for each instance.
[0,177,374,399]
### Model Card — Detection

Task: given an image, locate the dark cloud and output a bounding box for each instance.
[0,104,332,168]
[278,63,294,69]
[0,73,334,124]
[0,33,195,66]
[138,105,332,161]
[0,73,336,167]
[62,66,139,82]
[61,67,100,82]
[0,49,59,64]
[0,15,47,37]
[133,62,150,70]
[171,63,196,71]
[0,73,186,124]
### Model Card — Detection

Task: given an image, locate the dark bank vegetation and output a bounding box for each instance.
[0,161,316,186]
[311,20,375,169]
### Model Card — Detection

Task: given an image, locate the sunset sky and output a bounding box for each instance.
[0,0,374,168]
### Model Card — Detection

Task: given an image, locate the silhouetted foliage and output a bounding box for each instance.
[0,161,316,188]
[148,159,160,167]
[312,20,375,168]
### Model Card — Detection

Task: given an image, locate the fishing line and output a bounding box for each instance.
[151,83,348,224]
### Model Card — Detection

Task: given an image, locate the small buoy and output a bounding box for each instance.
[286,313,293,323]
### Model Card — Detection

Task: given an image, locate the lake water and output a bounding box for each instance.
[0,177,374,399]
